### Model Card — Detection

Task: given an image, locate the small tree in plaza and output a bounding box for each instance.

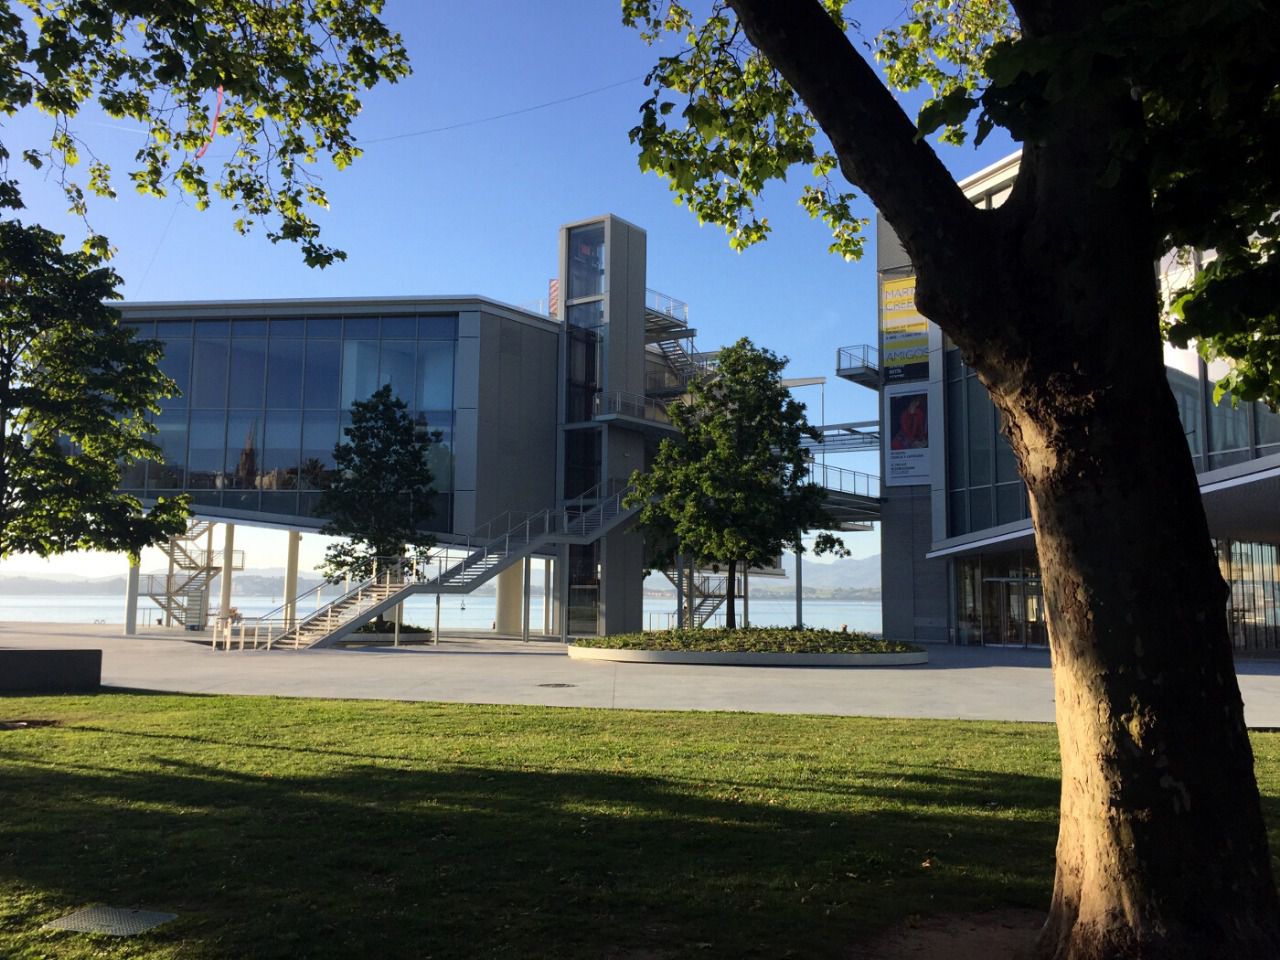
[628,338,845,628]
[317,385,440,590]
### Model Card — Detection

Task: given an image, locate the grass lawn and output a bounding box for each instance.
[1,695,1278,959]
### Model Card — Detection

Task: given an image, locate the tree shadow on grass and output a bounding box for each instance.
[0,736,1060,960]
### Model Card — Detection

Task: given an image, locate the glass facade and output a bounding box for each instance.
[953,551,1046,647]
[1220,540,1280,653]
[953,541,1280,652]
[943,343,1280,652]
[562,221,610,633]
[945,344,1280,538]
[121,312,458,531]
[944,346,1029,536]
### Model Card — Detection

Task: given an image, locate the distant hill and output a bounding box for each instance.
[1,555,881,600]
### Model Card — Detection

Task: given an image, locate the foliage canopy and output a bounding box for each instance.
[0,0,409,265]
[625,0,1280,405]
[628,338,845,627]
[0,217,187,557]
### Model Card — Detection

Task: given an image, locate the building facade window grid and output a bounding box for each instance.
[121,313,458,530]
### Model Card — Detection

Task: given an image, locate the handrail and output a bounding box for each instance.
[593,390,674,424]
[807,462,881,499]
[836,344,879,372]
[645,288,689,322]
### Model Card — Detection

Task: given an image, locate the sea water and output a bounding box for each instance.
[0,593,881,633]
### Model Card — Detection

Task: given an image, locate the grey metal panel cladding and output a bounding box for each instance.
[880,488,947,641]
[453,408,479,494]
[473,314,558,524]
[876,215,911,272]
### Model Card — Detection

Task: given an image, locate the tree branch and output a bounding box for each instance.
[726,0,981,273]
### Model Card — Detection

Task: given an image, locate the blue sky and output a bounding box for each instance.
[2,1,1016,577]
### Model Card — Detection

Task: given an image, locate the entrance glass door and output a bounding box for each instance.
[981,576,1047,648]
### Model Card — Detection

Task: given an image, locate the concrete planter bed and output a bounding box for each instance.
[566,644,928,667]
[567,628,927,667]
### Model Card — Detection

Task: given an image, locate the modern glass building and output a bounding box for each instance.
[857,152,1280,653]
[119,215,705,639]
[119,297,560,539]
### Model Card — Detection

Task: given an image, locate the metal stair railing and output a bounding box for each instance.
[218,571,413,651]
[218,484,644,651]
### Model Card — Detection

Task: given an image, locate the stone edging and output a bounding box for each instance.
[565,644,928,667]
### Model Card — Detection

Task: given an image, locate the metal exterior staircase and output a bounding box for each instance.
[143,521,244,628]
[220,481,641,651]
[663,569,737,628]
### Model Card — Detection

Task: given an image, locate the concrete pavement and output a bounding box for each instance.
[5,621,1280,727]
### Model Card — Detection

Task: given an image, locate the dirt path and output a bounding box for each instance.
[853,909,1044,959]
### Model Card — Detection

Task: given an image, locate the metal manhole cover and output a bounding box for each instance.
[536,683,576,688]
[44,906,177,936]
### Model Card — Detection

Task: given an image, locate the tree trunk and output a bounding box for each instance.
[951,141,1280,958]
[717,4,1280,953]
[725,558,737,629]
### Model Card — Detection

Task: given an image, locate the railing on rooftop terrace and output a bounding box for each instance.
[836,344,879,373]
[594,390,674,425]
[645,288,689,323]
[807,462,880,499]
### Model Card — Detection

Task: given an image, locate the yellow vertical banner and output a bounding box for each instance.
[880,276,929,382]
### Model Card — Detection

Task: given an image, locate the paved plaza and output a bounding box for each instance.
[5,621,1280,727]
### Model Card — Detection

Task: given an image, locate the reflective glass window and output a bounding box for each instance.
[416,340,454,410]
[231,319,268,336]
[380,340,416,405]
[228,338,266,409]
[157,337,192,400]
[418,411,452,492]
[122,319,155,340]
[1207,393,1250,454]
[262,410,302,491]
[382,315,417,338]
[194,319,229,338]
[301,411,340,490]
[567,224,605,299]
[306,316,341,337]
[225,413,262,490]
[303,339,340,409]
[344,316,379,338]
[1256,402,1280,453]
[996,482,1025,525]
[192,339,229,407]
[270,317,305,338]
[969,485,993,530]
[148,419,187,491]
[567,302,605,329]
[967,375,992,485]
[949,490,968,537]
[341,340,381,407]
[995,426,1020,483]
[155,319,191,338]
[418,315,456,339]
[265,339,304,408]
[946,376,966,490]
[187,410,226,488]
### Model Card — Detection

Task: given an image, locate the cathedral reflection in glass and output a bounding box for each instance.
[119,311,457,532]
